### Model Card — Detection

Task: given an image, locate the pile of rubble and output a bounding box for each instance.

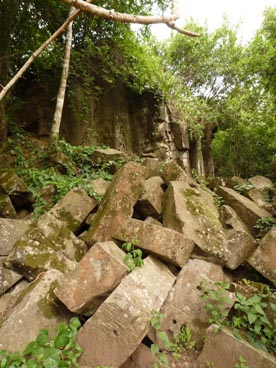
[1,155,276,368]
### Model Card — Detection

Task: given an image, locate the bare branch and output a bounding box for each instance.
[59,0,179,24]
[167,23,200,37]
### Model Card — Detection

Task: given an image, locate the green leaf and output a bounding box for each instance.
[158,352,169,366]
[151,344,159,356]
[54,334,70,349]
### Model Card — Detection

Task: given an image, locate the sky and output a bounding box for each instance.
[151,0,276,42]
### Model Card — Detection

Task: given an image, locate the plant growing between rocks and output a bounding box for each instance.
[0,317,82,367]
[200,279,276,355]
[121,239,144,271]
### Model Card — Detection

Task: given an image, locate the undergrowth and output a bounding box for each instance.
[200,279,276,355]
[0,317,82,367]
[1,128,117,218]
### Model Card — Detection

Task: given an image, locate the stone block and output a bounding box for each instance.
[83,162,147,246]
[4,215,85,280]
[120,343,154,368]
[248,175,273,190]
[135,176,164,219]
[0,279,29,322]
[153,259,234,343]
[161,161,191,185]
[0,193,17,218]
[163,181,229,264]
[197,325,276,368]
[77,256,175,368]
[0,270,72,353]
[219,205,257,269]
[55,241,128,315]
[248,228,276,286]
[0,263,23,296]
[0,218,31,255]
[215,186,273,236]
[47,187,97,232]
[113,218,194,267]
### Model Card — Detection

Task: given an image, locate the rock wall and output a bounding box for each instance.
[11,78,215,176]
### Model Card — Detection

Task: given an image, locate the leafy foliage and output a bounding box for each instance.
[0,317,82,367]
[200,279,276,354]
[2,128,112,218]
[121,240,144,271]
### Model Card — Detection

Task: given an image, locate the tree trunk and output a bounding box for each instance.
[0,0,17,145]
[50,6,75,139]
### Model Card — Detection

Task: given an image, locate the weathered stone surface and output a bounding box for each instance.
[247,188,274,213]
[77,256,175,368]
[113,218,194,267]
[197,325,276,368]
[248,228,276,286]
[5,215,85,280]
[0,193,17,218]
[163,181,229,264]
[215,186,273,236]
[83,162,148,246]
[0,279,29,322]
[135,176,164,219]
[91,148,127,164]
[142,158,162,178]
[170,122,190,150]
[47,187,96,232]
[120,344,154,368]
[161,161,191,185]
[219,205,257,269]
[55,241,128,315]
[153,259,234,343]
[0,169,34,208]
[0,218,31,255]
[88,178,110,197]
[0,270,72,352]
[248,175,273,190]
[0,264,23,296]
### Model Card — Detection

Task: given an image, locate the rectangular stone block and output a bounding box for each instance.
[197,325,276,368]
[83,162,148,245]
[0,270,71,353]
[113,218,194,267]
[54,241,128,315]
[77,256,175,368]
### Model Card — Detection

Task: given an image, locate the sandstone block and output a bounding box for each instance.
[0,264,23,296]
[248,175,273,190]
[0,279,29,322]
[163,181,229,264]
[77,256,175,368]
[215,186,273,236]
[47,187,97,232]
[135,176,164,219]
[153,259,234,343]
[161,160,191,185]
[113,218,194,267]
[55,241,128,315]
[0,193,17,218]
[219,205,257,269]
[0,218,31,255]
[90,148,128,164]
[120,343,154,368]
[248,228,276,286]
[5,215,85,280]
[197,325,276,368]
[0,270,72,352]
[83,162,147,246]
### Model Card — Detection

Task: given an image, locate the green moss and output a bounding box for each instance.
[37,281,60,319]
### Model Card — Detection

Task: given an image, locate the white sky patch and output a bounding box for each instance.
[150,0,276,42]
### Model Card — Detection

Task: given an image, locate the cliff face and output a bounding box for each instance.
[10,78,216,177]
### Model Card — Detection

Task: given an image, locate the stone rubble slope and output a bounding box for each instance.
[0,157,276,368]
